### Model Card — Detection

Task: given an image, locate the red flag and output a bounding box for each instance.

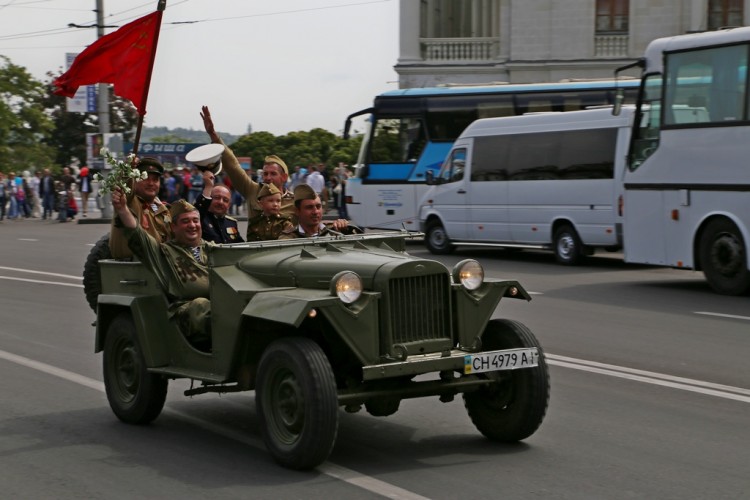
[53,11,163,115]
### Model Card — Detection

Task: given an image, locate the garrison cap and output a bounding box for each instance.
[138,157,164,176]
[264,155,289,175]
[169,199,198,220]
[293,183,317,202]
[257,183,281,200]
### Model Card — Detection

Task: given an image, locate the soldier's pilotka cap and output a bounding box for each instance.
[293,183,317,202]
[264,155,289,175]
[169,199,197,219]
[257,183,281,200]
[138,157,164,176]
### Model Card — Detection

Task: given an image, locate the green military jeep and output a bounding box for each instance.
[91,231,549,470]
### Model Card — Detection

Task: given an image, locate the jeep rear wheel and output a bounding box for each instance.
[103,313,167,424]
[463,319,549,442]
[256,337,339,470]
[83,233,111,311]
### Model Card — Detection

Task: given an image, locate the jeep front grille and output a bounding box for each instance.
[388,273,451,344]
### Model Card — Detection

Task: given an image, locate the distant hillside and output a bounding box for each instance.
[141,126,240,145]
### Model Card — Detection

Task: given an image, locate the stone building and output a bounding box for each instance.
[396,0,748,87]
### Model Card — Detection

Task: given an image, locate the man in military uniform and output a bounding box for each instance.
[200,106,296,233]
[194,170,243,243]
[279,184,356,239]
[246,183,294,241]
[109,157,171,259]
[112,192,213,348]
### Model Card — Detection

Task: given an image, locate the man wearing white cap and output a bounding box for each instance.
[200,106,296,238]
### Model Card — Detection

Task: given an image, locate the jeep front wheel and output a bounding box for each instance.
[463,319,550,442]
[256,337,339,470]
[103,313,168,424]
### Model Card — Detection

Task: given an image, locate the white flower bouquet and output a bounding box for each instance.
[94,147,148,195]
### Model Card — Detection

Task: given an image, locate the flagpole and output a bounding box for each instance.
[131,0,167,157]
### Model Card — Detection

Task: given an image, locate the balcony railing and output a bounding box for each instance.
[421,37,499,62]
[594,33,629,57]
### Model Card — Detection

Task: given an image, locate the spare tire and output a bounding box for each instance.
[83,233,112,311]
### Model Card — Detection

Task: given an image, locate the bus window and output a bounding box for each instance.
[369,117,426,164]
[664,44,747,125]
[629,74,662,170]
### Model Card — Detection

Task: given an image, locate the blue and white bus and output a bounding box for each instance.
[343,79,640,231]
[616,27,750,295]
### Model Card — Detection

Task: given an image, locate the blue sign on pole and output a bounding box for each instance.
[86,86,97,113]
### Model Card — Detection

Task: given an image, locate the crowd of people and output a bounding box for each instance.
[0,167,90,222]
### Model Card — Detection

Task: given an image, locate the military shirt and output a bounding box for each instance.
[216,138,297,230]
[246,213,295,241]
[124,225,213,303]
[194,194,244,244]
[110,195,171,259]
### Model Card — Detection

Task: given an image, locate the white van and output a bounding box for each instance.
[418,106,634,264]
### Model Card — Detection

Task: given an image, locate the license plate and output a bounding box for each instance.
[464,348,539,374]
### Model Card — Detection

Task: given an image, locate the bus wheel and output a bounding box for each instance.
[425,220,454,255]
[553,225,583,265]
[699,218,750,295]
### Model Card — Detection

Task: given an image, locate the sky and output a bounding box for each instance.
[0,0,400,136]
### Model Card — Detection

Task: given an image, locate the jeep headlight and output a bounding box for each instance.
[453,259,484,290]
[331,271,362,304]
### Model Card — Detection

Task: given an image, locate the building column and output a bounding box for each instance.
[398,0,422,63]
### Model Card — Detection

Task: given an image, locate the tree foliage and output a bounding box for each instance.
[0,56,364,177]
[40,71,139,171]
[0,56,55,173]
[230,128,362,174]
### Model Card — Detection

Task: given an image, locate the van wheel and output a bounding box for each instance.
[256,337,339,470]
[425,220,454,255]
[699,218,750,295]
[553,225,583,265]
[83,233,111,311]
[103,313,168,424]
[464,319,549,442]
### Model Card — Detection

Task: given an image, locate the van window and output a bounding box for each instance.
[471,128,618,182]
[438,148,467,183]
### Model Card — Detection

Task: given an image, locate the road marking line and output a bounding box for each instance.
[0,348,429,499]
[18,238,39,241]
[0,276,84,288]
[694,311,750,321]
[546,354,750,402]
[0,266,82,281]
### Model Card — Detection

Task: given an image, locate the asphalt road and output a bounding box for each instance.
[1,219,748,499]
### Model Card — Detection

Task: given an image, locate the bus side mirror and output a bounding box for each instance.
[425,170,435,185]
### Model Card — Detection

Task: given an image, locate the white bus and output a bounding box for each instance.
[343,80,639,231]
[418,107,633,264]
[615,27,750,295]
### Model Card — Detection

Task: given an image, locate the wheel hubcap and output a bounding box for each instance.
[268,370,305,442]
[711,233,743,276]
[557,235,574,258]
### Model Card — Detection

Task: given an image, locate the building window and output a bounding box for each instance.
[596,0,629,33]
[708,0,744,30]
